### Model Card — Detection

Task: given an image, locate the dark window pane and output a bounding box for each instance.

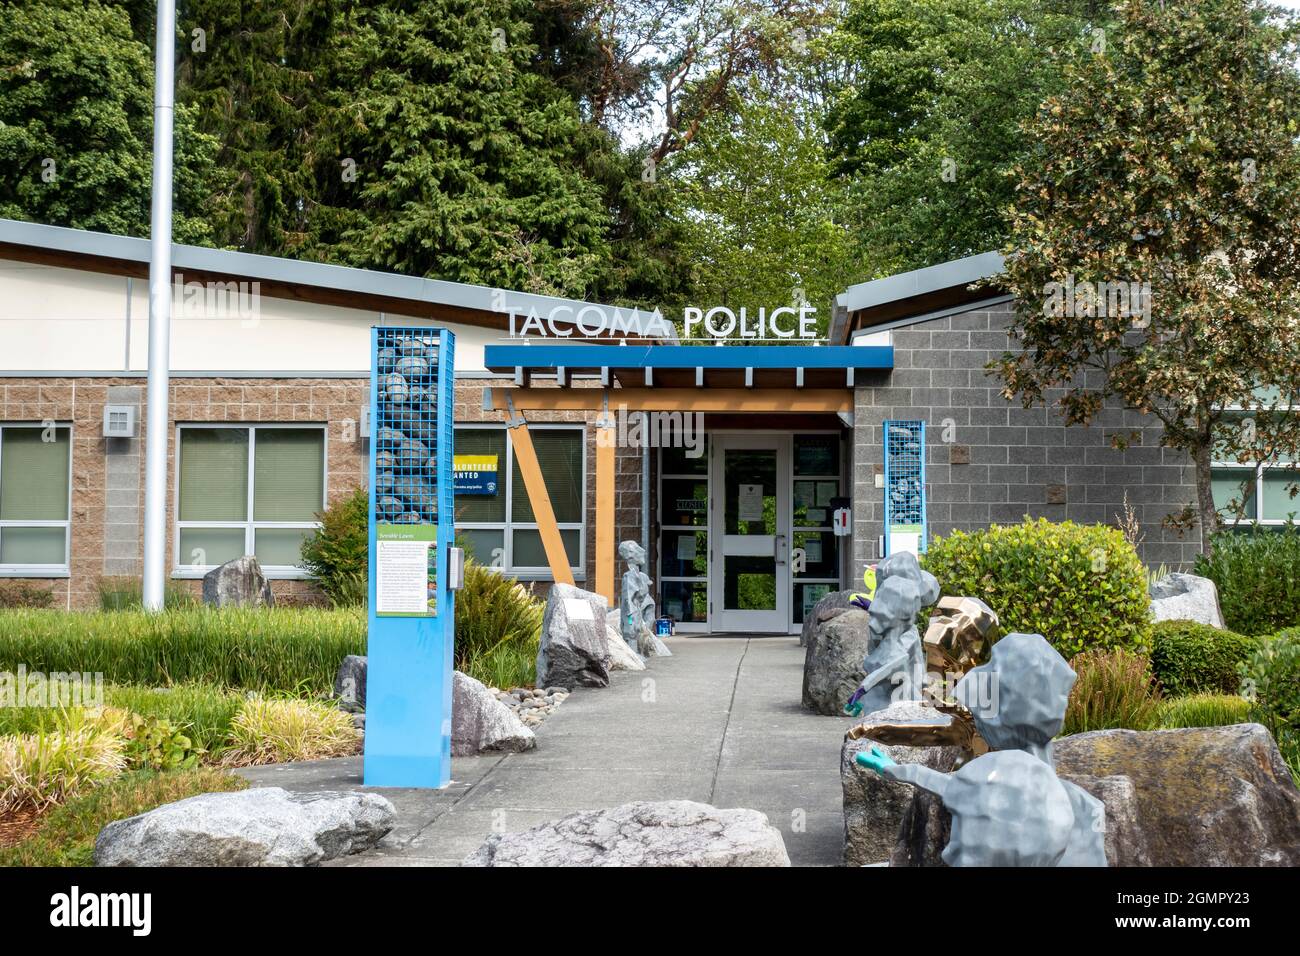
[661,478,709,526]
[660,529,708,578]
[794,531,838,578]
[512,429,583,524]
[660,580,708,623]
[661,440,708,476]
[794,434,839,476]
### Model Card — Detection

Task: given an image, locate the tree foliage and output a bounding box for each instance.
[997,0,1300,551]
[0,0,217,242]
[667,78,864,327]
[825,0,1099,273]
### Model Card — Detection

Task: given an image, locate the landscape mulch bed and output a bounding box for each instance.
[0,806,46,848]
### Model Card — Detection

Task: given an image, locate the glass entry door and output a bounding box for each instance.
[710,435,791,633]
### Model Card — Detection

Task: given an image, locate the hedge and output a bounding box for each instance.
[923,518,1151,658]
[1194,528,1300,636]
[1149,620,1257,697]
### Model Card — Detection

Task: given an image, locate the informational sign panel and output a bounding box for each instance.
[453,454,498,495]
[375,525,437,616]
[883,420,927,557]
[364,327,455,789]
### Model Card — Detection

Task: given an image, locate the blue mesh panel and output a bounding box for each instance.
[883,419,927,553]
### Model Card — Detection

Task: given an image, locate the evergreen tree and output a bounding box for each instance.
[176,0,336,253]
[0,0,217,242]
[304,0,612,298]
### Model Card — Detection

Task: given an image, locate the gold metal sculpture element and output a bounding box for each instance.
[922,595,999,674]
[847,703,990,766]
[846,595,1000,766]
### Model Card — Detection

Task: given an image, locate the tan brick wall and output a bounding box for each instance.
[1,375,644,609]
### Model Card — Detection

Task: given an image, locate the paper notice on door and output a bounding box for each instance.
[375,524,436,616]
[677,535,697,561]
[738,484,764,521]
[815,482,836,507]
[804,537,823,563]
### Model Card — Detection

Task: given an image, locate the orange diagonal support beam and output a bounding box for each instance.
[509,419,574,586]
[595,420,617,608]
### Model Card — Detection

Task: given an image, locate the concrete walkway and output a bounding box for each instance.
[236,636,856,866]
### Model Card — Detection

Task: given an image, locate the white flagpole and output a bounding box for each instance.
[142,0,176,611]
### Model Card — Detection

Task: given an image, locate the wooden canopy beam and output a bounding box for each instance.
[506,418,574,587]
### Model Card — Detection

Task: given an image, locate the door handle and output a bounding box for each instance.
[774,534,786,566]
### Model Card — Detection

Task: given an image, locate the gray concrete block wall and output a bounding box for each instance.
[851,300,1202,575]
[102,384,143,577]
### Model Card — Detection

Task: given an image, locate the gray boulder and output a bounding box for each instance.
[537,583,611,689]
[637,629,672,657]
[604,624,646,671]
[800,589,855,647]
[462,800,789,867]
[1054,724,1300,866]
[452,670,536,756]
[202,555,274,608]
[334,655,367,713]
[841,703,961,866]
[95,787,394,867]
[803,608,871,715]
[890,781,950,867]
[1149,572,1225,628]
[1066,773,1151,867]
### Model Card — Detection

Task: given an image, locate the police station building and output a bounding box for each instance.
[0,218,1227,627]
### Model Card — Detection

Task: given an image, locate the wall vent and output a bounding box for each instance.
[103,405,136,439]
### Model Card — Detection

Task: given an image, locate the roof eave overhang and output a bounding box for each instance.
[0,218,666,338]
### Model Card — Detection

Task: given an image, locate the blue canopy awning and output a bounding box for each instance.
[483,343,892,388]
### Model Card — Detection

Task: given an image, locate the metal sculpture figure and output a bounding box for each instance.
[844,551,940,718]
[856,633,1108,866]
[619,540,664,655]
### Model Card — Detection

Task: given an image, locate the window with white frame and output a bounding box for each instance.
[175,425,326,575]
[0,423,72,574]
[1212,461,1298,524]
[1211,410,1298,525]
[454,425,585,576]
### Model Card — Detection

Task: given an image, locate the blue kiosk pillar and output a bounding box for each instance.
[363,326,456,788]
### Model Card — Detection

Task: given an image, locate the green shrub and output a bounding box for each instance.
[224,698,360,765]
[0,711,128,812]
[1194,528,1300,636]
[1246,628,1300,786]
[104,683,243,753]
[1241,629,1300,747]
[0,582,56,609]
[0,607,365,694]
[96,577,198,611]
[1062,648,1163,736]
[454,561,543,688]
[118,713,203,772]
[300,487,369,607]
[924,518,1151,657]
[1158,692,1252,729]
[1149,620,1258,697]
[0,767,246,867]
